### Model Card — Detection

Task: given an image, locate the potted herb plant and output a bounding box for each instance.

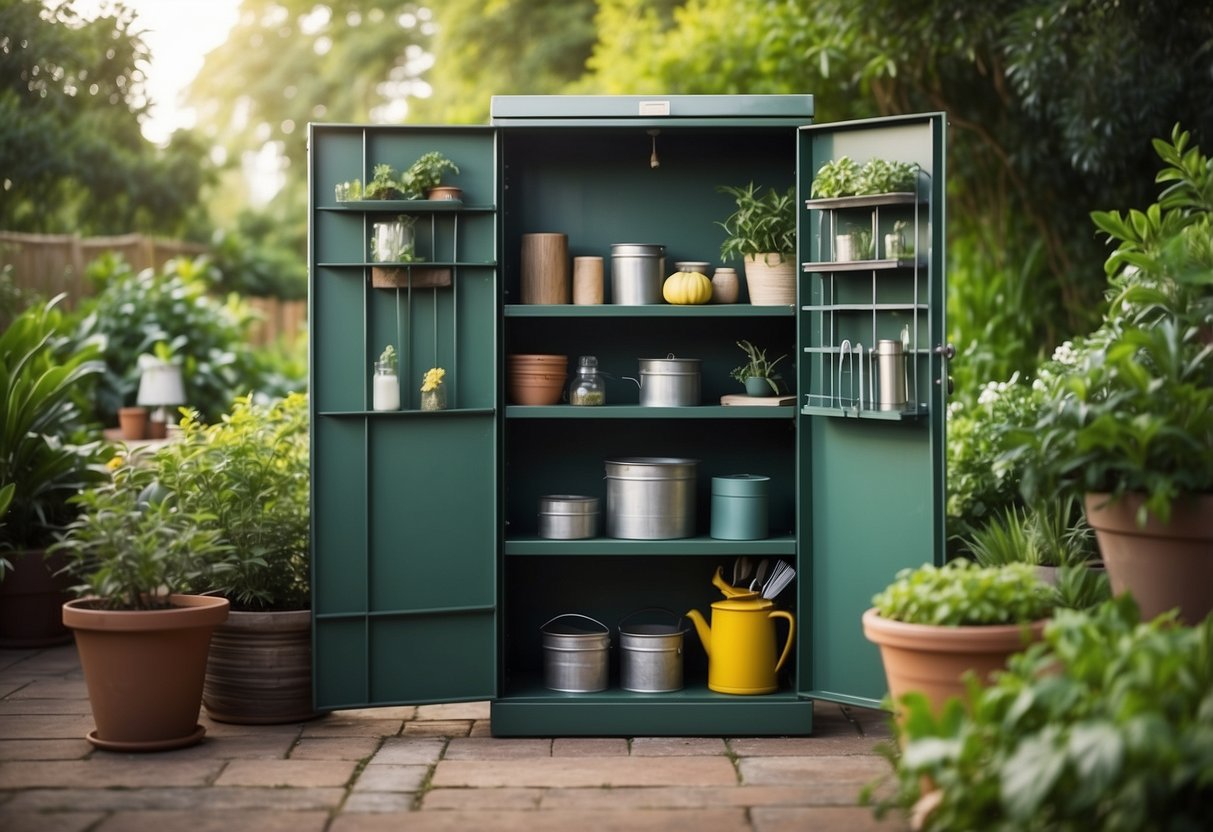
[729,339,787,396]
[52,463,232,751]
[717,182,797,305]
[870,597,1213,831]
[402,151,461,200]
[0,295,108,648]
[1016,125,1213,625]
[811,156,917,198]
[862,560,1054,721]
[152,393,316,724]
[363,163,404,200]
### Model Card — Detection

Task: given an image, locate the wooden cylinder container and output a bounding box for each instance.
[521,233,569,304]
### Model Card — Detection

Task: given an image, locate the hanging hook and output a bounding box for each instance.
[647,129,660,169]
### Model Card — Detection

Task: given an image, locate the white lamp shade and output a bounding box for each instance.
[137,361,185,407]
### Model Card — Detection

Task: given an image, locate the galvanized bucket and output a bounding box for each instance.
[604,457,698,539]
[619,609,686,693]
[538,495,599,540]
[540,614,610,692]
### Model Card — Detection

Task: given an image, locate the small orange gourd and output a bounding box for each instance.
[663,270,712,305]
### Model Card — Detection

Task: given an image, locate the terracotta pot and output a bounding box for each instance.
[0,549,74,647]
[508,371,567,405]
[1084,492,1213,625]
[64,594,230,751]
[117,406,148,440]
[862,608,1046,721]
[426,185,462,201]
[506,353,567,367]
[203,608,320,724]
[742,254,795,305]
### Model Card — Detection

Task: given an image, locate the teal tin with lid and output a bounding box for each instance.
[710,474,770,540]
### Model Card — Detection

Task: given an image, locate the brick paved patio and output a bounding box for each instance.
[0,645,906,831]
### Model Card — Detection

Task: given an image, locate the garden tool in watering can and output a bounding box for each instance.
[685,567,795,694]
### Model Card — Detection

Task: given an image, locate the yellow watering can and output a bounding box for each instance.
[686,567,795,694]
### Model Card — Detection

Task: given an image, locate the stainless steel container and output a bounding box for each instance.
[629,356,701,407]
[605,457,698,539]
[538,495,599,540]
[611,243,665,304]
[619,610,685,693]
[875,339,907,411]
[541,614,610,693]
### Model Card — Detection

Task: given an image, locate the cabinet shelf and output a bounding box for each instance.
[504,304,794,318]
[317,261,496,269]
[318,408,495,418]
[805,192,920,210]
[320,199,496,213]
[803,257,923,272]
[504,534,796,556]
[505,405,794,420]
[800,400,927,421]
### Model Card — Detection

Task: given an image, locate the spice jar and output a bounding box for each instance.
[372,360,400,411]
[568,355,606,406]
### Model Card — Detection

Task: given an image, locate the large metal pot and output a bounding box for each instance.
[605,457,698,539]
[611,243,665,304]
[624,356,701,407]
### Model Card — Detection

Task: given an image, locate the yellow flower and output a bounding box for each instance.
[420,367,445,392]
[105,455,124,471]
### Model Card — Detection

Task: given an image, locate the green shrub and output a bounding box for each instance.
[870,597,1213,831]
[72,253,264,424]
[872,560,1054,627]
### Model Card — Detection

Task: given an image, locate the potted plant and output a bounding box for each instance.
[152,393,316,724]
[1016,125,1213,625]
[960,494,1096,580]
[52,462,232,751]
[717,182,797,305]
[402,151,461,200]
[420,366,447,411]
[862,560,1054,721]
[0,295,108,647]
[363,163,404,200]
[811,156,917,198]
[869,597,1213,831]
[729,339,787,396]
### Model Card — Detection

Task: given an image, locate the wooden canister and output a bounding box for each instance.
[573,256,605,305]
[521,233,569,304]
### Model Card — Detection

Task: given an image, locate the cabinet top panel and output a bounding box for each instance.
[491,94,814,122]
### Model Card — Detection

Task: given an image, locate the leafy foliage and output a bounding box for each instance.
[0,0,213,236]
[811,156,916,198]
[962,495,1093,569]
[872,560,1054,627]
[871,597,1213,831]
[729,339,786,394]
[716,183,797,260]
[0,295,107,550]
[70,254,265,425]
[153,394,310,610]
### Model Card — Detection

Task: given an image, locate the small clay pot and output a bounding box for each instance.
[508,371,567,405]
[118,407,148,440]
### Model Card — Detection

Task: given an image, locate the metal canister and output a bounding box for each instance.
[627,357,701,407]
[610,243,665,304]
[541,614,610,692]
[619,610,686,693]
[538,495,599,540]
[709,474,770,540]
[604,457,698,539]
[875,339,907,411]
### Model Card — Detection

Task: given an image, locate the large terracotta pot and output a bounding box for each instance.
[862,608,1047,720]
[0,549,73,647]
[203,608,320,724]
[1084,492,1213,626]
[506,354,567,405]
[63,594,229,751]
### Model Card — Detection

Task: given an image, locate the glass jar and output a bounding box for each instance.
[711,267,739,304]
[568,355,606,406]
[372,361,400,411]
[420,386,447,412]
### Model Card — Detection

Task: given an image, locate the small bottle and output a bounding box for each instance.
[568,355,606,406]
[372,360,400,411]
[711,267,740,304]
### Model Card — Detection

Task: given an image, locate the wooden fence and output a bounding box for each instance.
[0,231,306,348]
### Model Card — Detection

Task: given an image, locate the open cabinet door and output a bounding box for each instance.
[308,125,499,708]
[796,113,948,708]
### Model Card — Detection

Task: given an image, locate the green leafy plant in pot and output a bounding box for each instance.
[862,560,1054,723]
[717,182,797,305]
[729,339,787,396]
[0,295,108,647]
[51,463,233,751]
[401,151,461,200]
[152,392,315,723]
[867,597,1213,831]
[1015,124,1213,625]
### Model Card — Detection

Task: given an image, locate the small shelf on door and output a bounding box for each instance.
[804,192,920,210]
[503,534,797,556]
[320,199,496,213]
[803,257,924,272]
[800,397,927,421]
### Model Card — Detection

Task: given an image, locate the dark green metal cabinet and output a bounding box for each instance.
[307,98,947,735]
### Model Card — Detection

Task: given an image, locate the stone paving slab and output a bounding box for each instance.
[3,679,87,699]
[94,809,332,832]
[330,808,752,832]
[367,736,445,765]
[341,791,417,812]
[443,737,551,760]
[0,698,93,715]
[215,759,357,788]
[753,805,908,831]
[0,739,92,760]
[432,756,738,789]
[631,736,728,756]
[420,786,545,811]
[738,754,890,786]
[0,714,95,739]
[0,758,223,788]
[0,786,347,812]
[0,809,102,832]
[403,719,472,737]
[289,736,381,761]
[349,763,429,792]
[551,737,629,757]
[299,716,404,738]
[415,701,492,721]
[732,734,892,756]
[538,784,840,810]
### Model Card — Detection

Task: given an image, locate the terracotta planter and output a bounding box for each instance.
[742,254,795,305]
[64,594,229,751]
[117,406,148,440]
[203,608,320,724]
[507,354,567,405]
[862,608,1047,720]
[0,549,73,647]
[1084,492,1213,625]
[426,185,463,201]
